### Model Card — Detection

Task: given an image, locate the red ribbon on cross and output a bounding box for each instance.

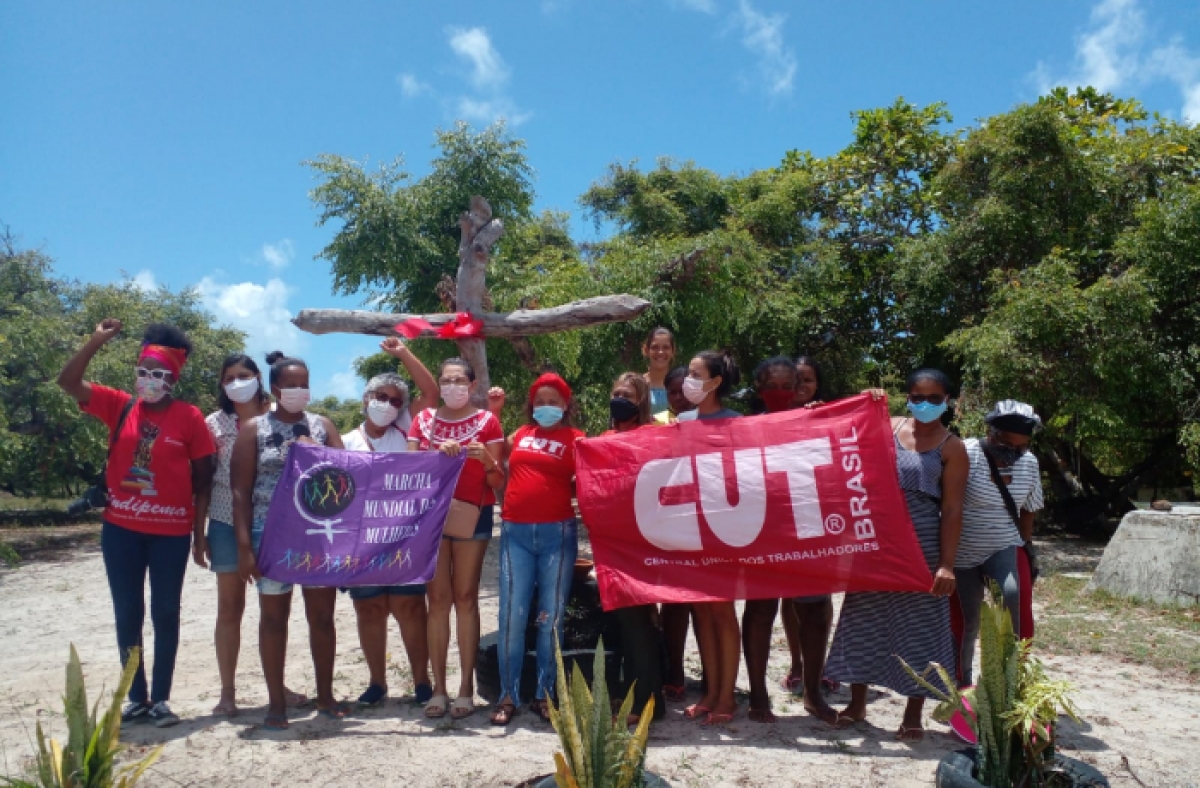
[395,312,486,340]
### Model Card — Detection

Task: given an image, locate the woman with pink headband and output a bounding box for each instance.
[58,319,216,728]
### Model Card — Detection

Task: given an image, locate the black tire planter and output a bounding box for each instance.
[936,748,1109,788]
[515,771,671,788]
[477,574,624,704]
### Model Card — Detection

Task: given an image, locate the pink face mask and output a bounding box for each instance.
[277,387,311,413]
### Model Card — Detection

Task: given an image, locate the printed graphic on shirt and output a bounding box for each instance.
[516,434,569,458]
[412,410,499,446]
[122,421,161,497]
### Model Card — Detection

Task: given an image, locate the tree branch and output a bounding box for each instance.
[292,294,652,338]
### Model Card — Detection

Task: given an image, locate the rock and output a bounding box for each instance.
[1086,509,1200,607]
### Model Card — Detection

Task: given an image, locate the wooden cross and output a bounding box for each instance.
[293,196,651,407]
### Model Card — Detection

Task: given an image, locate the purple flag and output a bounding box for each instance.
[256,443,466,587]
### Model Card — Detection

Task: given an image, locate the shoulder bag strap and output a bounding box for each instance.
[981,445,1021,527]
[108,398,136,460]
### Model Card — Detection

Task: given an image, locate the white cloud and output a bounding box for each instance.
[131,270,157,292]
[448,27,510,90]
[197,276,306,359]
[733,0,796,96]
[445,26,529,126]
[397,72,431,98]
[455,96,532,127]
[670,0,717,13]
[1036,0,1200,121]
[327,364,363,400]
[260,239,294,270]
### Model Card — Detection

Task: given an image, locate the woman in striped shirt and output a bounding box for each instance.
[954,400,1043,686]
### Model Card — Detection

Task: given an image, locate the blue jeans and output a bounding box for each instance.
[954,545,1020,686]
[101,521,191,704]
[497,519,578,706]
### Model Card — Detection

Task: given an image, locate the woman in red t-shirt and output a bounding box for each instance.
[407,357,505,720]
[57,318,216,729]
[488,373,585,726]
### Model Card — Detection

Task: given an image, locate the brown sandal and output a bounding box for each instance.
[490,700,517,726]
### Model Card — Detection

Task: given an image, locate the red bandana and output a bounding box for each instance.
[139,344,187,377]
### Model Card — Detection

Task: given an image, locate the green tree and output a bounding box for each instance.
[0,230,245,496]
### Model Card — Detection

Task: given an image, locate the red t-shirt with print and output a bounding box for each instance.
[502,424,586,523]
[408,408,504,506]
[82,384,216,536]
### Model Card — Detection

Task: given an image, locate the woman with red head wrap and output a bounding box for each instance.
[57,319,216,729]
[488,372,586,727]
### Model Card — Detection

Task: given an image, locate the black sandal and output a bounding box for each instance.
[490,700,517,726]
[529,699,553,722]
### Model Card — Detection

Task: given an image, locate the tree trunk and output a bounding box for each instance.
[455,197,502,408]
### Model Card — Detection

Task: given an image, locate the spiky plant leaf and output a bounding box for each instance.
[64,644,89,780]
[569,663,594,788]
[589,637,610,785]
[553,752,579,788]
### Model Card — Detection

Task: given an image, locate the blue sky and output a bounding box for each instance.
[3,0,1200,398]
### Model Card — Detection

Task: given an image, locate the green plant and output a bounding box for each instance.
[546,638,654,788]
[2,645,162,787]
[902,583,1078,787]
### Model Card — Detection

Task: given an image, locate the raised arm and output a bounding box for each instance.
[57,318,123,404]
[381,337,439,415]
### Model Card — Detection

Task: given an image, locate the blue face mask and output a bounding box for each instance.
[907,400,948,423]
[532,405,564,428]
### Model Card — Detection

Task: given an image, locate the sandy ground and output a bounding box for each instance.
[1,532,1197,788]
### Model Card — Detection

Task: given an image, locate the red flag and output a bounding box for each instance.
[395,312,485,340]
[575,395,933,609]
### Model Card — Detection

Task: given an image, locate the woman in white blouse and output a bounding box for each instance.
[341,337,439,708]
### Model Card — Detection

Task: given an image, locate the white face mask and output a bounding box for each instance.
[682,376,710,405]
[277,387,311,413]
[224,377,260,404]
[441,384,470,409]
[366,399,399,427]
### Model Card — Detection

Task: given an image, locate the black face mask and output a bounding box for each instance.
[610,397,640,425]
[984,437,1026,466]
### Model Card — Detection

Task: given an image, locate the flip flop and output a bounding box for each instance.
[781,672,804,696]
[683,704,711,720]
[949,690,977,744]
[702,711,736,726]
[450,696,475,720]
[897,724,925,741]
[262,713,289,731]
[316,701,353,720]
[529,699,553,722]
[285,689,311,708]
[425,694,449,718]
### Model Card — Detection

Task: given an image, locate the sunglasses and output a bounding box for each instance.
[989,434,1030,455]
[908,394,946,405]
[136,367,173,382]
[372,391,406,409]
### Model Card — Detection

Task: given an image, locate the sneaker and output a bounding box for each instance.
[120,701,151,725]
[356,683,387,708]
[147,701,180,728]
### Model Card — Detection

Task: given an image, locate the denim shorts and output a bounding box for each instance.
[250,520,293,596]
[206,519,240,574]
[347,584,427,601]
[444,504,494,543]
